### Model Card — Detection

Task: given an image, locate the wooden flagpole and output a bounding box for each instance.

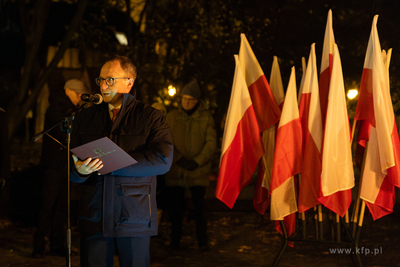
[318,205,323,240]
[352,139,368,237]
[313,206,319,240]
[349,118,362,237]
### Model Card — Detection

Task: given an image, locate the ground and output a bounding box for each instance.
[1,209,400,267]
[0,140,400,267]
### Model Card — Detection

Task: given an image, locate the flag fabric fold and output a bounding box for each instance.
[298,43,323,213]
[254,56,285,215]
[216,55,265,209]
[318,44,355,217]
[269,56,285,108]
[354,15,400,220]
[298,57,307,104]
[319,9,335,126]
[270,66,302,237]
[238,33,281,132]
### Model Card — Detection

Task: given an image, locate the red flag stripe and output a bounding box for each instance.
[270,118,302,191]
[298,131,322,213]
[319,55,332,125]
[216,107,264,208]
[248,75,281,131]
[355,69,375,127]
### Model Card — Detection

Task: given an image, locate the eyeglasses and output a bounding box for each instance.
[182,96,197,102]
[95,77,131,86]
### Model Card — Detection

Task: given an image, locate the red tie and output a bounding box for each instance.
[112,108,120,123]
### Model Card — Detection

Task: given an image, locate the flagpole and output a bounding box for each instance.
[351,118,357,141]
[352,141,369,237]
[314,206,319,240]
[349,118,361,236]
[300,212,307,239]
[335,214,341,242]
[355,200,366,243]
[318,205,323,240]
[297,173,307,239]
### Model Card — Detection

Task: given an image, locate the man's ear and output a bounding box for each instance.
[124,78,134,93]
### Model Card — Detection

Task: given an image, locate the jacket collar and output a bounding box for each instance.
[100,93,136,113]
[180,101,205,118]
[120,93,136,114]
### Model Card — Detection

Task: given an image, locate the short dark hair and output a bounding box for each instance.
[107,55,137,79]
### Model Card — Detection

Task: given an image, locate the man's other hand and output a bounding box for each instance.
[72,154,103,175]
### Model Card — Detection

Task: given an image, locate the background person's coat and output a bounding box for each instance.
[69,93,173,237]
[165,102,217,188]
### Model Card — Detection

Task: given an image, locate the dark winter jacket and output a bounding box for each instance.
[69,93,173,237]
[165,102,216,187]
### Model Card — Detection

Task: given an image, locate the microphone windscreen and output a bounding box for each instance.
[94,94,103,104]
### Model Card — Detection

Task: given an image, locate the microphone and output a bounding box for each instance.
[81,94,103,104]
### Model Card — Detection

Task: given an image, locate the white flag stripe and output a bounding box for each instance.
[279,67,300,126]
[270,56,285,105]
[320,9,335,73]
[368,15,395,173]
[321,44,355,196]
[220,55,252,157]
[298,57,307,104]
[238,34,264,85]
[308,44,323,152]
[270,178,297,220]
[360,16,395,205]
[360,128,385,203]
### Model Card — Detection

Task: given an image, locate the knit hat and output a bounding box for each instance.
[64,79,88,94]
[182,81,202,100]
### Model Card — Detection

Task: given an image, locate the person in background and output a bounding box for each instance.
[70,55,173,267]
[165,80,217,252]
[32,79,88,258]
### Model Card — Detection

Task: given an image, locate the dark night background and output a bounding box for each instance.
[1,0,400,210]
[1,0,400,141]
[0,0,399,197]
[1,0,400,226]
[0,1,400,266]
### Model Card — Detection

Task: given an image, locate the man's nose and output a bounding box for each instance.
[100,82,108,90]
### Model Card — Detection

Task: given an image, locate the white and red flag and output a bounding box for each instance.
[238,33,281,132]
[354,15,400,220]
[319,9,335,126]
[216,55,265,208]
[270,66,302,237]
[354,48,391,170]
[254,56,285,215]
[269,56,285,108]
[298,44,323,213]
[318,44,355,217]
[298,57,307,104]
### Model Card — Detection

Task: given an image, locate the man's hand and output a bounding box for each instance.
[72,154,103,175]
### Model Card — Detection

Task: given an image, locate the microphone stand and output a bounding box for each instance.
[32,103,88,267]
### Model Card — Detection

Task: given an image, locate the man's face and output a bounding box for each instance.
[99,60,134,106]
[181,94,198,111]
